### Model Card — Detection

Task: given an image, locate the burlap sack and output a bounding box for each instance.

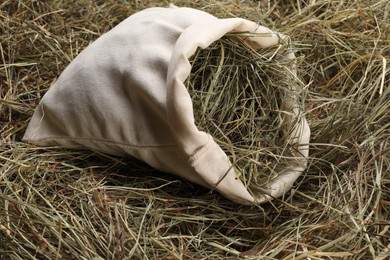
[23,5,310,204]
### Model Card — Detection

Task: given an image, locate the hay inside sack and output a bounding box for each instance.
[186,34,305,189]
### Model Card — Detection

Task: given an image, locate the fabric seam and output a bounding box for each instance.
[27,136,178,149]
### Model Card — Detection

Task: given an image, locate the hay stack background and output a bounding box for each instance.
[1,0,389,259]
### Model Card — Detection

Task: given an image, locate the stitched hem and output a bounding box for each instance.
[24,135,178,149]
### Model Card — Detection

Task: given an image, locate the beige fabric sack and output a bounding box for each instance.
[23,5,310,204]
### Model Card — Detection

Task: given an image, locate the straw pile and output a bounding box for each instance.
[186,36,302,187]
[1,0,389,259]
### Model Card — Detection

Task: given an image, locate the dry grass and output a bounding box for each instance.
[186,35,303,187]
[1,0,389,259]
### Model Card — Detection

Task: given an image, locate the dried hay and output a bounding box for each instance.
[186,35,303,188]
[1,0,389,259]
